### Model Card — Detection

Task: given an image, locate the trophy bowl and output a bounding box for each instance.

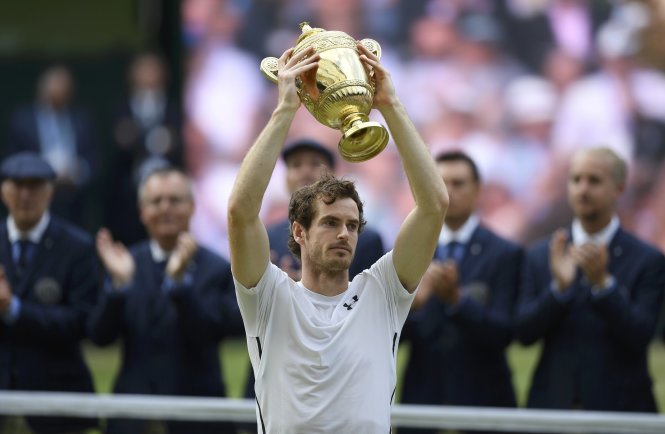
[260,22,389,162]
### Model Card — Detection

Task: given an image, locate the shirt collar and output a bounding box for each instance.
[149,239,172,262]
[439,214,479,245]
[571,215,620,246]
[7,212,50,244]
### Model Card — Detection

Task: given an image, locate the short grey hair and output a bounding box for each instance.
[137,166,194,203]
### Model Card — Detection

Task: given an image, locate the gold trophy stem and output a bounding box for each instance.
[342,114,368,138]
[339,113,389,162]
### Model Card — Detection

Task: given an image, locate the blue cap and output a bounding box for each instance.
[282,139,336,170]
[1,152,57,181]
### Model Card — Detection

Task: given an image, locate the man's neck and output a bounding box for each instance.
[444,215,470,232]
[300,266,349,297]
[579,215,612,235]
[154,237,176,252]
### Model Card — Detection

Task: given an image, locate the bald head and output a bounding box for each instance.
[572,147,627,188]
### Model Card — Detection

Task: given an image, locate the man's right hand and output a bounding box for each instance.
[96,228,135,288]
[549,228,576,292]
[276,46,319,112]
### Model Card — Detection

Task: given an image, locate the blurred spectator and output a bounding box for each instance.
[450,12,523,131]
[0,152,99,434]
[183,0,265,165]
[6,64,98,230]
[542,47,586,95]
[400,151,521,434]
[421,82,505,181]
[484,75,565,242]
[105,52,183,246]
[498,0,612,72]
[88,166,241,434]
[552,21,665,163]
[516,147,665,412]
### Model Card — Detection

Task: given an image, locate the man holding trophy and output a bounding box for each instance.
[228,21,448,433]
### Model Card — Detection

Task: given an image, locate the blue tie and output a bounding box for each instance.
[446,241,464,262]
[14,240,35,276]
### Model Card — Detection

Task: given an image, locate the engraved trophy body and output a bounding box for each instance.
[260,22,389,162]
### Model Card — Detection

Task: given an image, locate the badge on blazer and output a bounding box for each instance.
[463,281,490,305]
[34,277,63,304]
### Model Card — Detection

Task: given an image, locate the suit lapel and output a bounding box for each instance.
[459,226,484,279]
[15,220,59,297]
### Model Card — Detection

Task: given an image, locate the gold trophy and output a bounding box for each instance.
[260,22,389,162]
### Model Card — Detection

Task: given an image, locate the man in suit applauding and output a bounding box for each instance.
[401,151,522,434]
[88,166,241,434]
[516,146,665,412]
[0,152,99,434]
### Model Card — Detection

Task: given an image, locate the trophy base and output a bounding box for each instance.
[338,121,389,162]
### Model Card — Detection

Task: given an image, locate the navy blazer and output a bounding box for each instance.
[515,227,665,412]
[87,241,241,434]
[401,226,522,421]
[266,218,385,279]
[0,217,99,434]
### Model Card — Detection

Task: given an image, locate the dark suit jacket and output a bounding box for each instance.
[401,226,522,416]
[515,227,665,412]
[87,241,241,434]
[0,217,99,434]
[267,218,385,279]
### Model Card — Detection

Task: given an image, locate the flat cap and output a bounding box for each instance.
[282,139,336,169]
[1,152,57,181]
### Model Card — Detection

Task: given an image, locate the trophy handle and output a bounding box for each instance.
[359,38,382,59]
[260,57,279,83]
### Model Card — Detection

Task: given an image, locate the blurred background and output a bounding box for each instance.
[2,0,665,410]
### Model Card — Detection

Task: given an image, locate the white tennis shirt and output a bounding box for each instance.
[234,251,415,434]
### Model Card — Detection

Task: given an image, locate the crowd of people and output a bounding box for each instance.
[2,0,665,433]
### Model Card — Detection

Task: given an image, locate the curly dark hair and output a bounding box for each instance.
[287,173,366,259]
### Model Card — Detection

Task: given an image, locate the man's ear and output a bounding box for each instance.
[292,221,306,245]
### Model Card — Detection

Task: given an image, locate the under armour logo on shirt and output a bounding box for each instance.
[343,295,359,310]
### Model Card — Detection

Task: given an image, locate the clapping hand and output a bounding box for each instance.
[571,242,609,287]
[96,228,135,288]
[166,232,198,281]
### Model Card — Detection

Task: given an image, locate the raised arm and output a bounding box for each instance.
[358,43,448,293]
[228,47,319,287]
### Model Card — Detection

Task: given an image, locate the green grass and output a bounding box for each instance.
[84,339,665,411]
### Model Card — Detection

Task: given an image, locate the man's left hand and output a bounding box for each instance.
[572,242,609,287]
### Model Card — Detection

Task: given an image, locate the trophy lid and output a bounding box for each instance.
[296,22,325,45]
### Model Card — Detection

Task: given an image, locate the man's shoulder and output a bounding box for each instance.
[613,228,665,262]
[474,225,522,253]
[48,217,94,248]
